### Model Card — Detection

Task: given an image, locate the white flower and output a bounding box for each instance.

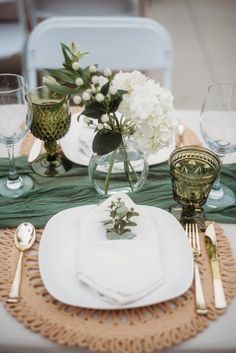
[109,71,177,154]
[91,75,99,85]
[97,76,108,88]
[101,114,109,123]
[103,68,112,77]
[109,86,117,95]
[72,61,80,70]
[82,92,91,101]
[72,95,81,105]
[89,65,97,73]
[90,84,97,93]
[97,123,104,130]
[96,93,105,102]
[75,77,84,86]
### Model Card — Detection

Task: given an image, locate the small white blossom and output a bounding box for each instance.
[101,114,109,123]
[75,77,84,86]
[89,65,97,73]
[82,92,91,101]
[97,76,108,88]
[91,75,99,85]
[72,61,80,70]
[103,68,112,77]
[96,93,105,102]
[97,123,104,130]
[90,84,97,93]
[72,95,81,105]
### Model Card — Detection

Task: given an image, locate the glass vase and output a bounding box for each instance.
[88,139,149,196]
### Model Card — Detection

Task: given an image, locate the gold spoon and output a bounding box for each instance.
[7,223,36,303]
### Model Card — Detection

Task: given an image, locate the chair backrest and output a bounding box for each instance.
[27,0,148,28]
[25,16,172,89]
[0,0,27,60]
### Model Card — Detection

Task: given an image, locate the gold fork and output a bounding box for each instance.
[186,223,208,315]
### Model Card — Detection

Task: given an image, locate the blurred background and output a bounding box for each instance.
[0,0,235,110]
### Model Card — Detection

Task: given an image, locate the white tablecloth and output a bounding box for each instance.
[0,110,235,353]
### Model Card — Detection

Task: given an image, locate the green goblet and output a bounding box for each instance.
[30,86,71,176]
[169,146,220,230]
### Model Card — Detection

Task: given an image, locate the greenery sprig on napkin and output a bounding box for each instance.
[102,198,139,240]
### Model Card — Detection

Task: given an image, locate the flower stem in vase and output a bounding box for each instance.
[119,141,134,192]
[104,148,117,195]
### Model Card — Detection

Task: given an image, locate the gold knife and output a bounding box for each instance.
[205,223,227,309]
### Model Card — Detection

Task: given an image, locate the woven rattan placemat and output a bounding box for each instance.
[0,222,235,353]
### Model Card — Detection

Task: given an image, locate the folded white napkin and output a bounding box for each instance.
[76,193,165,305]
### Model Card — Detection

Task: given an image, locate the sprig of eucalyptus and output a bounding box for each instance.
[102,198,139,240]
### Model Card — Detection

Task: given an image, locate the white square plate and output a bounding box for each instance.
[39,204,193,309]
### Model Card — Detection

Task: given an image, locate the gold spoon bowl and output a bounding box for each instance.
[7,223,36,303]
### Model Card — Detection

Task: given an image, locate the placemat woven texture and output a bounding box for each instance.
[0,222,235,353]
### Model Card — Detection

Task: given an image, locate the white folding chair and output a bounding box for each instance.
[27,0,149,28]
[25,16,172,89]
[0,0,27,60]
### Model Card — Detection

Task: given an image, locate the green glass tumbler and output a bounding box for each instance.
[30,86,71,176]
[169,146,220,230]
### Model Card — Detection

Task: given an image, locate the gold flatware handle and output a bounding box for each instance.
[7,250,24,303]
[211,260,227,309]
[194,262,208,315]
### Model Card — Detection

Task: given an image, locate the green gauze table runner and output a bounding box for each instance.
[0,156,235,228]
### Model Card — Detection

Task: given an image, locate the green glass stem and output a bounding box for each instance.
[44,141,58,162]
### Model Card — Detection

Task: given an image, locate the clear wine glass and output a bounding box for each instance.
[200,82,236,208]
[0,73,34,197]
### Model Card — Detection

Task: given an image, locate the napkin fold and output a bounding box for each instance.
[76,193,165,305]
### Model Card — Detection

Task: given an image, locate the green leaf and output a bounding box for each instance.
[109,95,123,113]
[92,131,122,155]
[44,82,82,96]
[82,101,105,120]
[48,98,66,112]
[45,69,75,84]
[126,221,137,227]
[121,232,136,239]
[101,81,110,96]
[61,44,71,68]
[132,212,139,216]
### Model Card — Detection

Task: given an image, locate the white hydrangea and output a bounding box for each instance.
[110,71,178,153]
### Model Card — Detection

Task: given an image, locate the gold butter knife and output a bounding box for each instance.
[205,223,227,309]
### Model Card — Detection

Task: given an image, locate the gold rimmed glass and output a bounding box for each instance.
[169,146,220,230]
[30,86,72,177]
